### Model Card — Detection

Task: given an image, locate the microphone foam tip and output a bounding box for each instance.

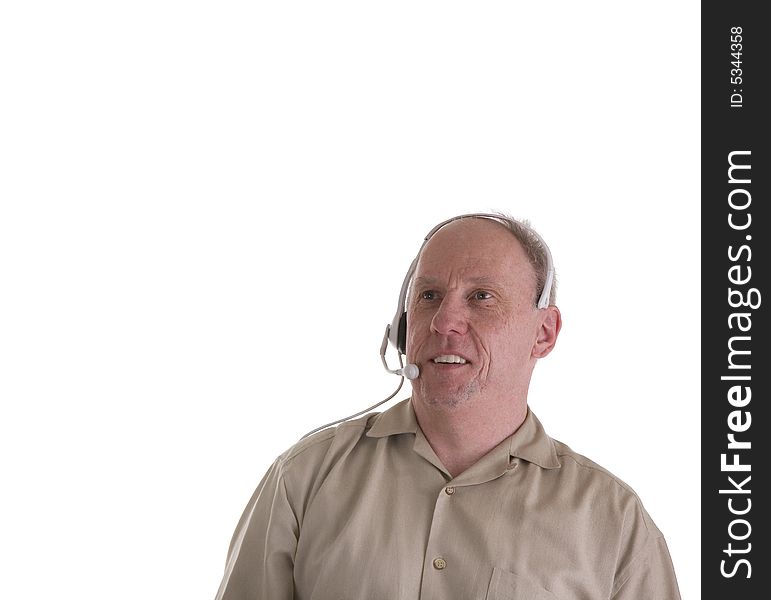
[402,364,420,380]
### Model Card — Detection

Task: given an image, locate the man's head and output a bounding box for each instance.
[405,215,561,413]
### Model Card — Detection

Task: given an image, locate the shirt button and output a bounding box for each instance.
[433,557,447,570]
[444,486,455,495]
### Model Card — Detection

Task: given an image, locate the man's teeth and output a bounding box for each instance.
[433,355,467,364]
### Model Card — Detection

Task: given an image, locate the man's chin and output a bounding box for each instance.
[413,380,480,410]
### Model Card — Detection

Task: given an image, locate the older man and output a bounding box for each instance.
[215,213,681,600]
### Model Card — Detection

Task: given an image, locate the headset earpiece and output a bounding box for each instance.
[397,312,407,355]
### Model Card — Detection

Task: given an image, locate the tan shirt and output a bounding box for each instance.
[216,399,680,600]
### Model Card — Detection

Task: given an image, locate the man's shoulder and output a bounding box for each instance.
[523,410,645,501]
[552,438,635,493]
[549,437,662,535]
[275,411,379,473]
[276,397,414,472]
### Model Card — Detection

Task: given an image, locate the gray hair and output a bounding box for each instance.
[490,213,558,306]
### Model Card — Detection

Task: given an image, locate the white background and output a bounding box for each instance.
[0,2,699,598]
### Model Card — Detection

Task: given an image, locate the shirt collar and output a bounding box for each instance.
[507,409,561,469]
[366,398,561,471]
[366,398,418,437]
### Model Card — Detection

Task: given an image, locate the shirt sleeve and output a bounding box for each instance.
[215,458,298,600]
[610,533,681,600]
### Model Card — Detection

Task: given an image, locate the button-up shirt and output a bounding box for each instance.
[215,399,681,599]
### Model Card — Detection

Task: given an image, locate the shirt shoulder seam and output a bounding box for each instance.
[555,451,647,508]
[279,415,373,467]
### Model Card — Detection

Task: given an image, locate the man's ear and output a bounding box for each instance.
[532,306,561,359]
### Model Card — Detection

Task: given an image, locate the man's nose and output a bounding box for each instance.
[430,296,469,336]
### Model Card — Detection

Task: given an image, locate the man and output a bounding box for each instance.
[215,213,681,599]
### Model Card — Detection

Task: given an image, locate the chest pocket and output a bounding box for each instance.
[486,568,560,600]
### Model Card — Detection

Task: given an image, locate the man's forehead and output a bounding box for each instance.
[412,274,503,287]
[413,218,536,290]
[423,218,524,254]
[418,220,528,267]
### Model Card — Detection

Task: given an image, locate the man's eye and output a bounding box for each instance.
[473,290,492,301]
[420,290,437,301]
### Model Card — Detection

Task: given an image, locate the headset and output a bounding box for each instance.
[301,212,555,439]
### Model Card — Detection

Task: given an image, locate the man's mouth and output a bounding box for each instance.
[432,355,469,365]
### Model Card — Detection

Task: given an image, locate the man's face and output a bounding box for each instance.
[406,218,550,409]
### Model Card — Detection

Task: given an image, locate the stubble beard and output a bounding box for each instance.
[417,378,483,410]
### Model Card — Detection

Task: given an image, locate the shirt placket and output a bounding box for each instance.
[419,480,465,600]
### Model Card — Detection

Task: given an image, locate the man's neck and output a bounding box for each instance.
[411,395,528,478]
